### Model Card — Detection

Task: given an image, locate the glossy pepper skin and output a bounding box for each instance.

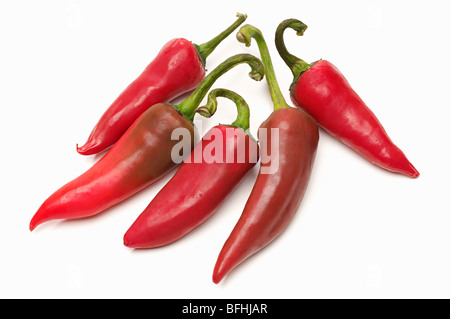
[275,19,419,178]
[124,90,259,248]
[77,13,247,156]
[76,39,203,156]
[30,103,194,231]
[212,25,319,283]
[213,108,318,283]
[30,54,264,231]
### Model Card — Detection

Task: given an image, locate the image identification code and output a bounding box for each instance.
[182,303,268,316]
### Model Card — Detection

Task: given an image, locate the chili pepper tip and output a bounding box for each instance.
[405,162,420,178]
[212,273,222,284]
[29,218,38,232]
[76,141,101,155]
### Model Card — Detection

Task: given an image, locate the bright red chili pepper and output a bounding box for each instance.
[123,89,259,248]
[212,25,319,284]
[275,19,419,178]
[29,54,264,231]
[76,13,247,156]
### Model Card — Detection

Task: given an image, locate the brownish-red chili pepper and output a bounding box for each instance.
[123,89,259,248]
[30,54,264,231]
[275,19,419,178]
[212,25,319,284]
[76,13,247,156]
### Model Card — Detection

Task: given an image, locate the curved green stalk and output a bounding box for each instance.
[195,13,248,66]
[175,54,264,121]
[196,88,250,131]
[274,19,312,81]
[237,24,290,111]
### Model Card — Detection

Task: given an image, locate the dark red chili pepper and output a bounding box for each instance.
[76,13,247,156]
[123,89,259,248]
[212,25,319,284]
[29,54,264,231]
[275,19,419,178]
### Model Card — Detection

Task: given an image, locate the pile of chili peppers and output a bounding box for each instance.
[30,14,419,284]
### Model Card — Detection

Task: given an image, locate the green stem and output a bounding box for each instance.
[237,24,290,111]
[274,19,312,80]
[175,54,264,121]
[195,13,247,67]
[196,88,250,131]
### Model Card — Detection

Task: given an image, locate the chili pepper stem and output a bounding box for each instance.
[237,25,290,111]
[275,19,312,81]
[195,13,248,66]
[175,54,264,121]
[196,88,250,131]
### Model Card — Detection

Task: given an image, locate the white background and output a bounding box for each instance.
[0,0,449,299]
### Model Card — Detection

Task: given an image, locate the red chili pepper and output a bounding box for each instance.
[275,19,419,178]
[29,54,264,231]
[76,13,247,156]
[212,25,319,284]
[123,89,259,248]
